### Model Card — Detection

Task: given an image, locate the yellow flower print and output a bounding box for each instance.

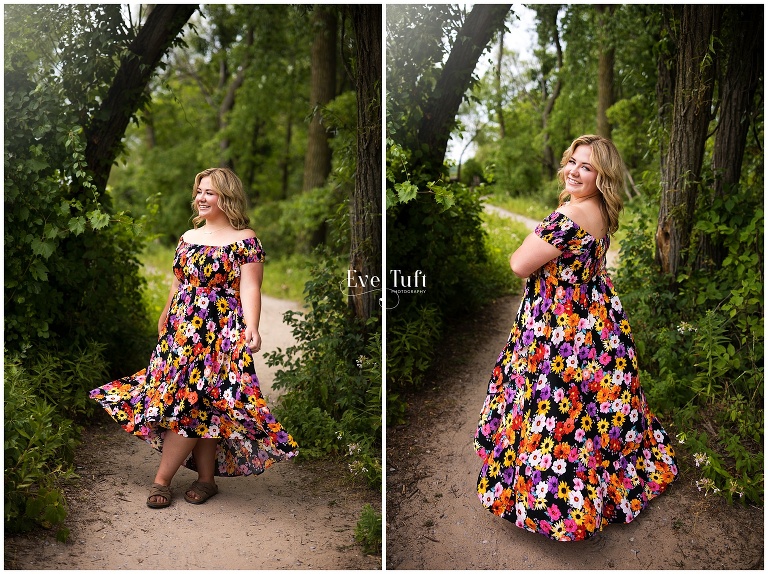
[571,508,585,525]
[524,382,533,400]
[203,263,213,277]
[478,476,489,494]
[550,520,566,540]
[620,319,631,334]
[615,357,627,371]
[557,481,570,500]
[192,316,203,329]
[596,419,610,434]
[197,424,210,436]
[558,397,571,414]
[537,399,551,415]
[206,331,216,344]
[182,344,193,357]
[489,460,502,478]
[612,412,626,427]
[581,415,593,431]
[189,368,201,385]
[503,450,515,467]
[551,356,565,374]
[557,313,570,326]
[216,298,229,314]
[540,437,554,454]
[621,389,631,403]
[594,317,605,331]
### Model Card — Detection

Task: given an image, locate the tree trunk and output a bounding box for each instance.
[416,4,512,174]
[655,5,722,276]
[655,6,678,180]
[303,5,337,192]
[537,5,563,178]
[218,25,254,169]
[697,5,763,269]
[347,5,382,321]
[495,29,506,139]
[595,5,616,138]
[83,5,196,199]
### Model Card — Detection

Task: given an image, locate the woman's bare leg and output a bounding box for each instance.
[186,438,218,500]
[148,431,198,505]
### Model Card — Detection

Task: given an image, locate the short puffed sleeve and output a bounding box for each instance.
[236,236,266,264]
[534,211,586,252]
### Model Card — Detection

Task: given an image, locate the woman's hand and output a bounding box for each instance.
[245,326,262,352]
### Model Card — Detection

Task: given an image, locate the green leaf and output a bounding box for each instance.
[394,181,418,204]
[87,210,110,230]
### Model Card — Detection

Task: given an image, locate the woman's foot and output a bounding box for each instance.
[147,483,172,508]
[184,480,218,504]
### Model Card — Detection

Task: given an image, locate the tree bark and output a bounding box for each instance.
[697,5,763,269]
[416,4,512,173]
[348,5,382,321]
[655,5,723,276]
[595,5,616,138]
[218,25,254,169]
[495,28,506,139]
[655,6,678,180]
[83,5,196,198]
[303,5,338,192]
[536,4,563,178]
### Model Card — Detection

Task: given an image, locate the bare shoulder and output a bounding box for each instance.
[557,201,606,238]
[235,228,257,241]
[180,228,200,243]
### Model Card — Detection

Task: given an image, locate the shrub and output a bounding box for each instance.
[4,345,109,538]
[354,504,382,555]
[264,249,381,486]
[614,189,763,505]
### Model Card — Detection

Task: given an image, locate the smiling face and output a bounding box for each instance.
[194,176,225,221]
[563,145,599,197]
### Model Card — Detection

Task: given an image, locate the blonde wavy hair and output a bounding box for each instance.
[191,167,250,230]
[557,135,625,236]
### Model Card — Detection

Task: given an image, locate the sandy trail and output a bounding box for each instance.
[5,295,381,570]
[386,209,763,570]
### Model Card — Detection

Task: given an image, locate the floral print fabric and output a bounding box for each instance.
[474,210,678,541]
[90,236,298,476]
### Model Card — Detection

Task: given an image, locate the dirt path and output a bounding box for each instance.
[386,209,763,569]
[5,295,381,570]
[385,294,764,569]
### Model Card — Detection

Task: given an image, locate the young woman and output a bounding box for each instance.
[474,135,678,541]
[91,167,298,508]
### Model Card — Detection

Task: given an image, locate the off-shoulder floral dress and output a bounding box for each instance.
[90,236,298,477]
[474,210,677,541]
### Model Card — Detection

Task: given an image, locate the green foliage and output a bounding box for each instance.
[354,504,382,555]
[4,345,109,537]
[5,36,152,376]
[265,250,381,488]
[615,189,763,505]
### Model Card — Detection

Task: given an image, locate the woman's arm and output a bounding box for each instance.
[509,233,562,279]
[158,275,181,336]
[240,262,263,352]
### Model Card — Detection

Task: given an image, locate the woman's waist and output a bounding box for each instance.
[178,283,239,295]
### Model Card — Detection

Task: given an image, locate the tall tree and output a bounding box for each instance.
[698,5,764,269]
[348,5,381,321]
[595,4,616,138]
[83,4,197,198]
[416,4,512,173]
[303,5,338,192]
[533,4,563,177]
[655,5,723,276]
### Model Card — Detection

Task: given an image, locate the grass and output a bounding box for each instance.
[484,189,559,222]
[480,209,531,297]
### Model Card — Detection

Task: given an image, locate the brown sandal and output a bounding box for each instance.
[184,480,218,504]
[146,483,172,509]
